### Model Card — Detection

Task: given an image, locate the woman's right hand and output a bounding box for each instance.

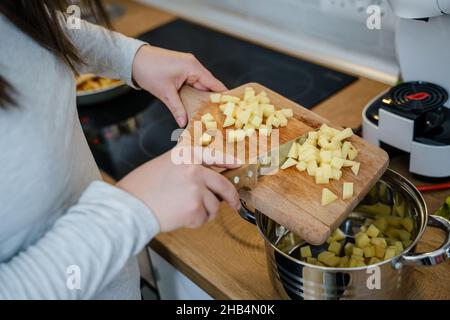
[116,148,241,232]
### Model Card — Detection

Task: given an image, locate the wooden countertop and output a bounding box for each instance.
[107,0,450,299]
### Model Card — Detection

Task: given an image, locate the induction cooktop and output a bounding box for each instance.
[78,19,357,179]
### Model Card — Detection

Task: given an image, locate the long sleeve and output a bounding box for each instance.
[0,181,160,299]
[65,18,147,87]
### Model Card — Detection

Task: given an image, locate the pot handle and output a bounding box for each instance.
[394,215,450,269]
[238,200,256,225]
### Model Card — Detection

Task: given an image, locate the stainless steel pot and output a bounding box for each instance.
[239,169,450,299]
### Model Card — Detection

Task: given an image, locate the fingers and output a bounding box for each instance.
[202,167,241,210]
[162,85,188,127]
[188,58,227,92]
[203,190,221,222]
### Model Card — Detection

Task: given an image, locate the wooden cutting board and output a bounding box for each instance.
[179,83,389,245]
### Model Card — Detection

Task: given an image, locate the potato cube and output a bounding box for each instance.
[318,136,330,148]
[366,224,380,238]
[315,170,330,184]
[363,245,375,258]
[259,124,272,137]
[342,182,354,200]
[209,93,222,103]
[370,237,387,248]
[368,257,380,265]
[401,217,414,233]
[318,251,340,267]
[306,161,318,176]
[245,127,255,137]
[260,104,274,117]
[355,233,370,248]
[385,227,400,239]
[342,159,357,167]
[402,238,413,248]
[300,246,312,258]
[250,115,263,127]
[341,142,351,160]
[332,149,342,159]
[280,157,297,170]
[296,161,307,172]
[201,112,214,124]
[236,108,252,124]
[223,102,236,116]
[397,229,411,241]
[374,245,386,259]
[351,162,360,176]
[352,247,364,257]
[330,157,344,170]
[276,113,288,127]
[221,95,240,103]
[338,256,350,268]
[331,168,342,181]
[348,147,358,161]
[320,164,332,178]
[373,217,388,232]
[200,132,212,146]
[328,241,342,255]
[287,143,298,159]
[332,228,346,241]
[306,257,317,264]
[332,128,353,142]
[321,188,337,206]
[205,121,217,130]
[281,108,293,118]
[234,119,244,129]
[384,246,397,260]
[344,242,354,255]
[223,116,235,128]
[320,150,332,164]
[243,87,255,101]
[392,241,404,255]
[308,131,318,140]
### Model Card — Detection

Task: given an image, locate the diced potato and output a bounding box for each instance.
[245,127,255,137]
[281,108,293,118]
[384,246,397,260]
[330,157,344,170]
[280,157,297,170]
[223,116,235,128]
[315,169,330,184]
[243,87,255,101]
[368,257,380,265]
[366,224,380,238]
[397,229,411,241]
[234,119,244,129]
[262,104,275,118]
[332,128,353,142]
[321,188,337,206]
[223,102,235,116]
[300,245,312,258]
[355,233,370,248]
[332,149,342,159]
[374,245,386,259]
[344,242,354,256]
[370,237,387,248]
[320,150,332,164]
[276,112,288,127]
[308,131,318,140]
[351,162,360,176]
[320,164,332,179]
[401,217,414,233]
[391,241,404,255]
[342,159,358,167]
[318,251,340,267]
[209,93,221,103]
[342,182,354,200]
[373,217,388,232]
[259,124,272,137]
[287,143,299,159]
[296,161,307,172]
[348,146,358,161]
[205,121,217,130]
[352,247,364,257]
[328,241,342,255]
[250,115,263,127]
[306,257,317,264]
[338,256,350,268]
[341,141,351,159]
[236,108,252,124]
[306,161,318,176]
[200,132,212,146]
[331,168,342,181]
[221,95,240,103]
[332,228,346,241]
[201,112,214,124]
[363,245,375,258]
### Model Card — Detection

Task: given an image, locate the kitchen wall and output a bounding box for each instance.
[139,0,399,84]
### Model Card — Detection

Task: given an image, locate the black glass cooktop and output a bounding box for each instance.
[78,19,357,179]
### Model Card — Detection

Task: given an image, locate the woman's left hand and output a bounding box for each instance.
[132,45,227,127]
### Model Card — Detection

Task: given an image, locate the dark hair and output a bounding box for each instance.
[0,0,111,108]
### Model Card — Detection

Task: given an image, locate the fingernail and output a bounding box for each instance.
[176,116,186,127]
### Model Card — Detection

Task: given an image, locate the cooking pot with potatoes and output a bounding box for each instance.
[239,169,450,299]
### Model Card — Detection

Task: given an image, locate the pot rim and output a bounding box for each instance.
[255,168,429,271]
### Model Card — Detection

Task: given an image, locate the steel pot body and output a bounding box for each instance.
[240,169,450,299]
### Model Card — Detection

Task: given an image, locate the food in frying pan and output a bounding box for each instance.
[76,74,123,93]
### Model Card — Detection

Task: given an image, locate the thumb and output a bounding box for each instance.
[162,86,188,127]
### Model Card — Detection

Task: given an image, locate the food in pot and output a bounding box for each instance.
[435,196,450,221]
[296,209,415,267]
[75,74,122,92]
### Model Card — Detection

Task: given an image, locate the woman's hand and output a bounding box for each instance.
[132,45,227,127]
[116,148,241,232]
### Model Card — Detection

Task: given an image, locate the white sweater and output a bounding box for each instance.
[0,15,160,299]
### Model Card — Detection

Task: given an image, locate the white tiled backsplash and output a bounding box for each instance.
[139,0,399,83]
